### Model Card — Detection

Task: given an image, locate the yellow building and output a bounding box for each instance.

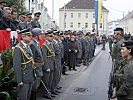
[59,0,109,35]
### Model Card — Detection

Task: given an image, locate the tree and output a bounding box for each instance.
[0,0,25,13]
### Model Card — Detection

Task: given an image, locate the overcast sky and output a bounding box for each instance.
[43,0,133,24]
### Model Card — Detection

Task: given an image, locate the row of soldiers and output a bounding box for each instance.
[13,27,97,100]
[108,27,133,100]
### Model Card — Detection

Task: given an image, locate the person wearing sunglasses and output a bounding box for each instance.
[18,12,27,30]
[31,12,41,29]
[25,13,32,29]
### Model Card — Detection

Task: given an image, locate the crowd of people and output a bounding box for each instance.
[0,1,99,100]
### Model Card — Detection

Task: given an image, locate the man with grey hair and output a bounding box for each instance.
[0,8,12,31]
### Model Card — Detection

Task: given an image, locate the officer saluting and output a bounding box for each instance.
[13,28,35,100]
[29,28,44,100]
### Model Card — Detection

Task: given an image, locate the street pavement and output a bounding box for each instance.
[37,44,113,100]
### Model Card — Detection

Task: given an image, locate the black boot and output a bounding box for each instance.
[30,91,36,100]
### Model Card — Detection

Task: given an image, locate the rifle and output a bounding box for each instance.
[108,60,116,100]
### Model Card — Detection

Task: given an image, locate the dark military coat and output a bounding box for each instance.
[19,21,27,30]
[41,40,55,71]
[13,41,34,83]
[31,19,41,29]
[29,39,44,77]
[116,57,133,99]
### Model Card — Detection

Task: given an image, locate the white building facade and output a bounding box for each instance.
[59,0,108,35]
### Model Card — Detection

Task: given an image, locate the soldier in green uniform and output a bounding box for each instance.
[13,28,35,100]
[25,13,32,29]
[112,41,133,100]
[41,30,55,99]
[18,12,27,30]
[109,28,125,98]
[29,28,44,100]
[31,12,41,29]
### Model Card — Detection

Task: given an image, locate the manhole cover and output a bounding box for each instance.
[74,87,88,93]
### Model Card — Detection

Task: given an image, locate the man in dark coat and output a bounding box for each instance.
[0,9,12,30]
[68,35,78,70]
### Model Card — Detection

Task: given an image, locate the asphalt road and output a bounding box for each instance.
[37,44,112,100]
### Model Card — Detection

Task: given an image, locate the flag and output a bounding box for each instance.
[98,0,102,24]
[39,34,45,46]
[94,0,98,25]
[0,30,10,52]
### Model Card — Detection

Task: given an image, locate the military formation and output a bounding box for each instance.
[0,1,99,100]
[108,28,133,100]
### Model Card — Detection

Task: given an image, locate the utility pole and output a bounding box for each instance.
[51,0,54,28]
[29,0,30,12]
[63,3,66,31]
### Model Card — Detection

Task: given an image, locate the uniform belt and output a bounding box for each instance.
[21,59,33,65]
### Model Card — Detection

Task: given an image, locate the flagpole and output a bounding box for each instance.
[94,0,98,35]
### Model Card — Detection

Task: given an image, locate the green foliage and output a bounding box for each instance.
[0,49,17,100]
[0,92,11,100]
[0,0,25,13]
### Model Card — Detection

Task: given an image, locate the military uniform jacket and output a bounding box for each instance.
[53,40,62,68]
[29,39,44,76]
[116,57,133,99]
[31,19,41,29]
[59,40,64,59]
[19,21,27,30]
[112,38,125,61]
[75,39,82,58]
[25,21,32,29]
[42,40,55,71]
[13,42,34,84]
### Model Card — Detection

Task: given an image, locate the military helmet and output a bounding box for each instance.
[31,28,42,36]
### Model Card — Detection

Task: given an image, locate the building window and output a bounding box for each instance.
[85,13,88,18]
[70,22,73,28]
[93,13,95,18]
[64,13,67,19]
[38,4,41,10]
[85,23,88,28]
[78,13,81,18]
[100,23,102,28]
[71,13,73,18]
[78,22,81,28]
[92,23,95,29]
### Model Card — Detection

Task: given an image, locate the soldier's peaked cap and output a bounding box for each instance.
[18,28,31,36]
[34,12,41,15]
[121,41,133,47]
[45,29,53,36]
[0,1,6,3]
[31,28,42,36]
[26,12,32,16]
[53,30,60,35]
